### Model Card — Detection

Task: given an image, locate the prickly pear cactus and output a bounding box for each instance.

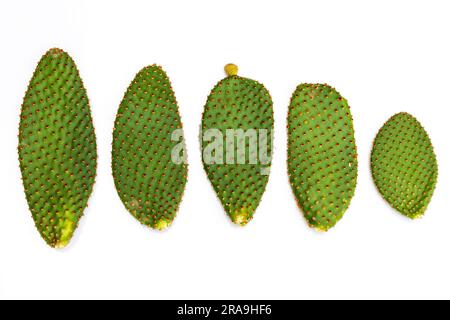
[201,64,274,226]
[287,84,358,231]
[112,65,188,230]
[18,48,97,248]
[371,113,438,219]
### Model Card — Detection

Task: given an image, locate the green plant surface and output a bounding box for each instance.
[201,64,274,226]
[18,48,97,248]
[287,84,358,231]
[112,65,188,230]
[371,113,438,219]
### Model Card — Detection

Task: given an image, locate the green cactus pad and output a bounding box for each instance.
[371,113,438,219]
[18,48,97,248]
[201,64,274,226]
[287,84,358,231]
[112,65,188,230]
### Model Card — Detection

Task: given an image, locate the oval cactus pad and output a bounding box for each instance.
[18,48,97,248]
[371,113,438,219]
[201,65,274,226]
[287,84,358,231]
[112,65,188,230]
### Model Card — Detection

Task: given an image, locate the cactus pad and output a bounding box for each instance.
[18,48,97,248]
[371,113,438,219]
[201,64,274,226]
[287,84,358,231]
[112,65,188,230]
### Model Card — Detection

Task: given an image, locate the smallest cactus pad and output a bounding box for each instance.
[371,113,438,219]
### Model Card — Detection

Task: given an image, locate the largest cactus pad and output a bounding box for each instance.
[371,113,438,219]
[201,64,274,226]
[18,48,97,248]
[287,84,358,231]
[112,65,188,230]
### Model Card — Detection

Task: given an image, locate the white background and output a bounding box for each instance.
[0,0,449,300]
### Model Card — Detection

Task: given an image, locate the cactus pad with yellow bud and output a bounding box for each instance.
[201,64,274,226]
